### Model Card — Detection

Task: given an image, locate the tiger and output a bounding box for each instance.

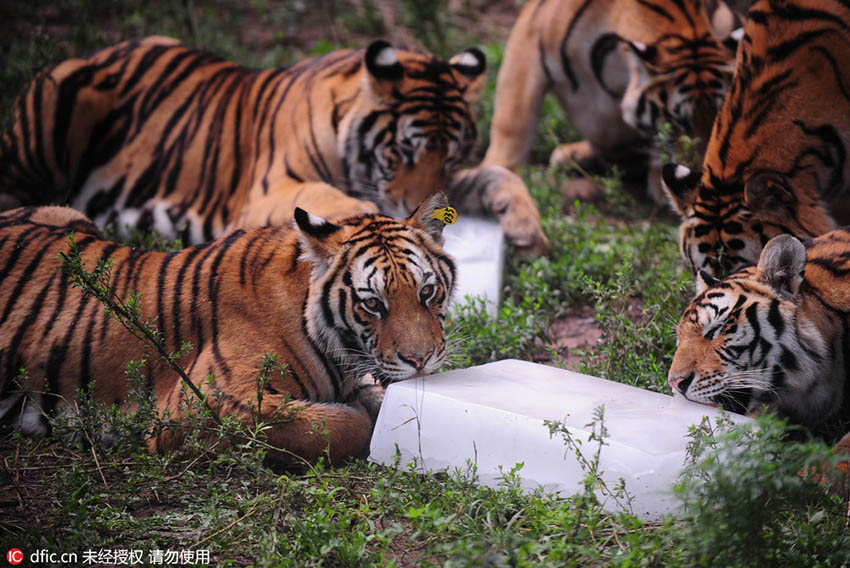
[668,230,850,472]
[0,192,456,465]
[0,36,549,254]
[479,0,737,203]
[662,0,850,278]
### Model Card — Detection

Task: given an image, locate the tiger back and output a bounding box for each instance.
[480,0,736,202]
[663,0,850,277]
[0,36,548,253]
[0,193,456,465]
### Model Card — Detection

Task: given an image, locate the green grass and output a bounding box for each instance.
[450,167,691,392]
[2,3,849,566]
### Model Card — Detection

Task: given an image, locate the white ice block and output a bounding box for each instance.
[442,216,504,315]
[369,359,752,521]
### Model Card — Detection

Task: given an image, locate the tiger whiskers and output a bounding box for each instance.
[718,369,778,394]
[440,334,468,370]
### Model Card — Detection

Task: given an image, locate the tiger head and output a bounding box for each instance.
[668,234,839,428]
[296,191,456,384]
[617,0,736,148]
[661,163,835,278]
[343,41,486,217]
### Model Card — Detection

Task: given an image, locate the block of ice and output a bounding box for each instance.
[442,216,504,315]
[369,359,752,521]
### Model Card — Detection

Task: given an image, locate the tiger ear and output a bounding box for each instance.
[744,172,796,218]
[661,163,702,216]
[406,191,451,244]
[620,41,653,97]
[294,207,344,271]
[756,234,806,300]
[625,40,658,65]
[695,269,720,295]
[364,40,404,100]
[449,47,486,101]
[723,27,744,57]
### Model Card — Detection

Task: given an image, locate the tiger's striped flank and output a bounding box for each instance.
[0,36,548,253]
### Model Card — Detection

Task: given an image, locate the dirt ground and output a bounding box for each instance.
[546,306,603,370]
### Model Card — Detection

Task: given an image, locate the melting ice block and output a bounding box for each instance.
[441,216,504,315]
[369,359,752,521]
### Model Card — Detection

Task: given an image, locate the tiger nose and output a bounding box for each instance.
[669,372,695,394]
[399,348,434,371]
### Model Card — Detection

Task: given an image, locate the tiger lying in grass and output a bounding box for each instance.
[0,193,456,465]
[669,230,850,483]
[0,36,549,254]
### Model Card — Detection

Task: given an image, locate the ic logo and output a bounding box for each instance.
[6,549,23,565]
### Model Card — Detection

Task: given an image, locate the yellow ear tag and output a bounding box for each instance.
[431,206,458,225]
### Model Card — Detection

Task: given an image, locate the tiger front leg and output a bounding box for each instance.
[150,389,377,466]
[449,166,550,256]
[480,0,549,171]
[258,397,378,466]
[209,366,380,465]
[234,181,378,231]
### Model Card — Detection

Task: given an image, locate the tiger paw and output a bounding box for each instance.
[354,373,385,424]
[486,167,551,255]
[451,166,550,255]
[549,140,597,169]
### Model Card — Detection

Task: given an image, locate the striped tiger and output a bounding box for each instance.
[668,231,850,450]
[0,36,549,254]
[0,193,456,465]
[663,0,850,277]
[480,0,737,203]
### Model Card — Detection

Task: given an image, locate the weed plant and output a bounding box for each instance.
[675,415,850,566]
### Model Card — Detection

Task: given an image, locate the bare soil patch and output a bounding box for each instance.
[545,306,603,370]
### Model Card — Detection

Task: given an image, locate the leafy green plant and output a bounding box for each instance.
[546,407,636,525]
[675,415,850,567]
[655,122,702,171]
[576,252,691,391]
[398,0,449,56]
[102,223,184,252]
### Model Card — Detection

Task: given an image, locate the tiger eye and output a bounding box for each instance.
[363,297,382,311]
[420,284,435,299]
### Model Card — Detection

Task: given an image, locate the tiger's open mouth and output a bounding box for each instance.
[677,389,751,416]
[713,389,752,416]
